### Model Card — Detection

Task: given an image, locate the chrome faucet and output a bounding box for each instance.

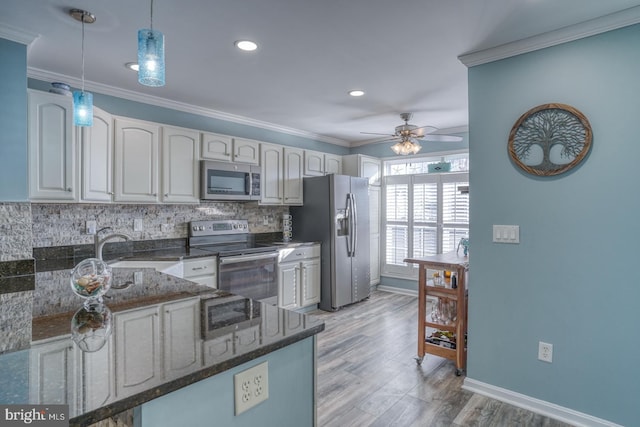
[94,227,132,260]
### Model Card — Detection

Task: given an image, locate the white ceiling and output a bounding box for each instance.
[3,0,640,147]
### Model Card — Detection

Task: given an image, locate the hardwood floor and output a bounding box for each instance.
[309,291,573,427]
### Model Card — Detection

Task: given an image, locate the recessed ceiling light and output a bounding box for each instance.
[125,62,139,71]
[349,90,365,97]
[235,40,258,52]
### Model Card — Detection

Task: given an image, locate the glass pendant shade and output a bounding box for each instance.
[73,90,93,127]
[138,29,165,87]
[391,139,422,155]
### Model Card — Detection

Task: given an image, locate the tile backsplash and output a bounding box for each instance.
[31,202,288,248]
[0,203,33,262]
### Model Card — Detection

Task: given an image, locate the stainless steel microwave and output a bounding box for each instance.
[200,160,261,201]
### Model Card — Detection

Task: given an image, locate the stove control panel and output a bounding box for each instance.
[189,219,249,236]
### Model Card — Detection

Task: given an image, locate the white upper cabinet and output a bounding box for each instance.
[162,126,200,203]
[113,117,161,203]
[304,150,342,176]
[261,144,304,205]
[304,150,324,177]
[201,132,233,162]
[260,143,284,204]
[232,138,260,165]
[28,90,77,201]
[283,147,304,205]
[201,133,260,165]
[342,154,381,186]
[81,107,113,202]
[324,153,343,175]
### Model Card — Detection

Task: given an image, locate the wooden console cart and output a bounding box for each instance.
[405,252,468,375]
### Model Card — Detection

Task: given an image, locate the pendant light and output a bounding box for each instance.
[391,136,422,155]
[70,9,95,127]
[138,0,165,87]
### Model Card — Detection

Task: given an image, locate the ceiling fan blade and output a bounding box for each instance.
[412,125,438,136]
[360,131,396,136]
[419,134,463,142]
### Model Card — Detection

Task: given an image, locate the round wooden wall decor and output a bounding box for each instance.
[508,103,592,176]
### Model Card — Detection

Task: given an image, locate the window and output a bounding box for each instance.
[382,153,469,277]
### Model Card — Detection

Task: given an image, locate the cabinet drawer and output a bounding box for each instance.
[182,257,217,279]
[278,245,320,263]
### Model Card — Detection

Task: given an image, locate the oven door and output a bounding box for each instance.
[218,252,278,304]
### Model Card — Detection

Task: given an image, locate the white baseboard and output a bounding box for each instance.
[462,378,622,427]
[376,285,418,297]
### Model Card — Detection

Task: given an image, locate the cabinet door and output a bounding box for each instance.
[283,147,304,205]
[29,338,75,409]
[300,258,321,307]
[115,305,162,397]
[163,298,201,380]
[203,334,234,365]
[234,324,260,354]
[114,118,160,203]
[28,91,77,201]
[201,132,233,162]
[324,153,342,175]
[260,144,283,204]
[360,156,381,186]
[369,186,381,285]
[81,107,113,202]
[162,126,200,203]
[278,262,299,309]
[233,138,260,165]
[82,336,115,411]
[304,150,324,177]
[261,309,284,345]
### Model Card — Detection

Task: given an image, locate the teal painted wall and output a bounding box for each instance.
[28,79,348,156]
[140,337,315,427]
[468,25,640,425]
[0,39,27,201]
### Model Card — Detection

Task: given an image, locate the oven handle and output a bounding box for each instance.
[219,252,278,265]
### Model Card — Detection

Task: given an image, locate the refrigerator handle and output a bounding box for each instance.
[345,193,353,257]
[350,193,358,257]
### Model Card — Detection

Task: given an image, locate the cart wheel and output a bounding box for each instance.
[455,369,463,376]
[415,357,424,366]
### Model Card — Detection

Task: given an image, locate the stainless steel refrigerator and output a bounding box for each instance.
[290,174,370,311]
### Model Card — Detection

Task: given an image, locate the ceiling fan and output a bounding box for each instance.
[361,113,463,155]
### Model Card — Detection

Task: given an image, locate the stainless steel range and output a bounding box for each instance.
[189,219,278,305]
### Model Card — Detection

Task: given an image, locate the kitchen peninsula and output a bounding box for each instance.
[0,264,324,427]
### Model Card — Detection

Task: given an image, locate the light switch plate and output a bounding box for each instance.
[493,225,520,244]
[133,218,144,232]
[85,220,97,235]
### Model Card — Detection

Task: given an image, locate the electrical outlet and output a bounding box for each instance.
[234,362,269,415]
[160,224,172,233]
[134,271,144,285]
[263,215,269,226]
[538,341,553,363]
[85,220,97,235]
[134,218,144,232]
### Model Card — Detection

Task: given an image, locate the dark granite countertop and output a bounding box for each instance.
[0,266,324,426]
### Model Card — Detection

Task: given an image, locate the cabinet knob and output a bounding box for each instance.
[164,193,168,198]
[66,188,72,192]
[108,191,114,195]
[152,193,158,197]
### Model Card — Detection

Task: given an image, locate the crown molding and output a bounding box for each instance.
[459,5,640,67]
[27,67,350,147]
[0,23,39,46]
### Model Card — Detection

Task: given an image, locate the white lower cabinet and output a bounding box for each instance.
[29,337,76,411]
[203,334,234,365]
[163,298,202,380]
[81,335,115,411]
[277,245,321,310]
[115,305,162,397]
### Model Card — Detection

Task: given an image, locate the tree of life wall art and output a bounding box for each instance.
[508,103,592,176]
